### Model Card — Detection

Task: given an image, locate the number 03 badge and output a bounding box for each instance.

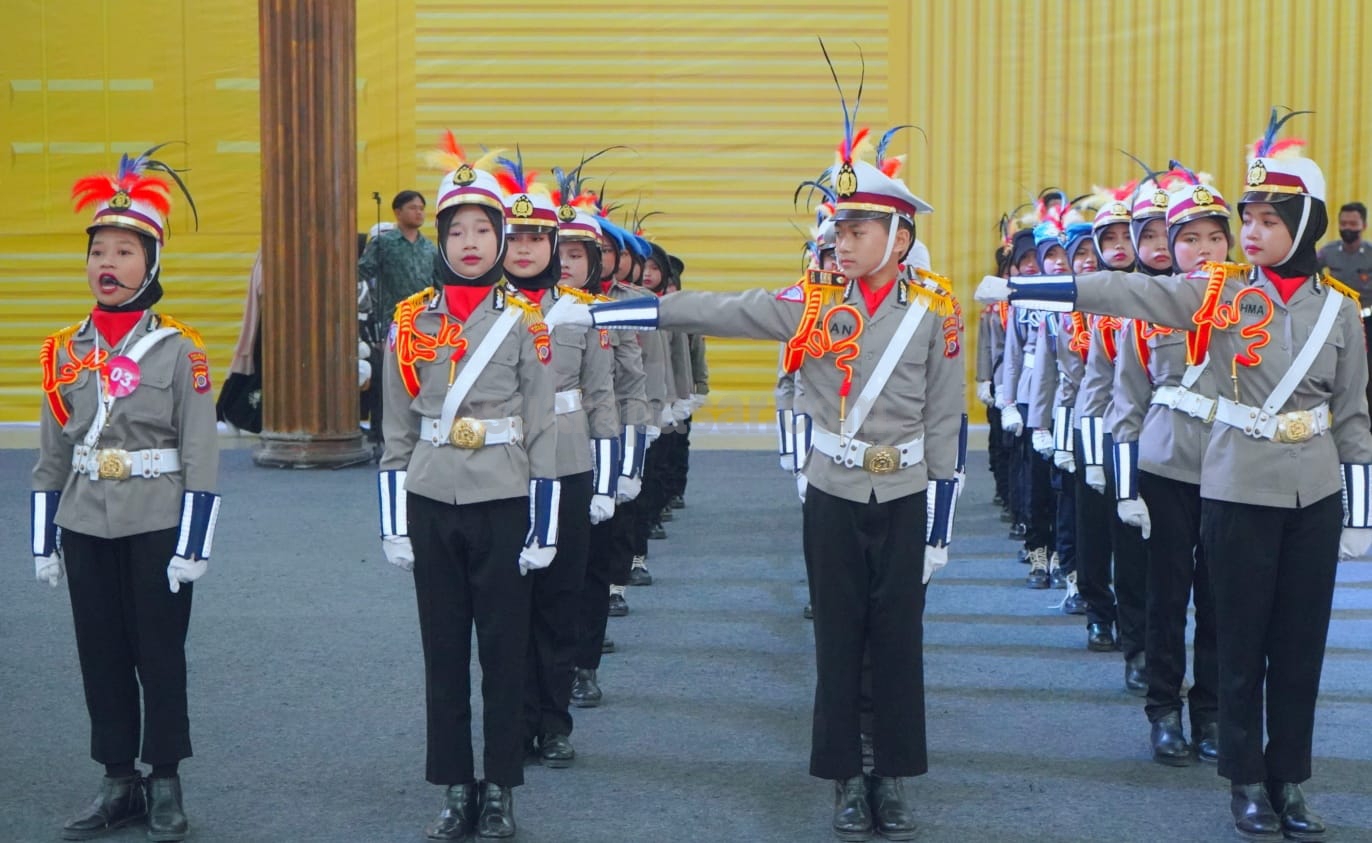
[105,356,141,397]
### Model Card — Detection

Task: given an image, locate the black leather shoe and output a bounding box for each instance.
[1086,623,1116,652]
[804,603,814,620]
[1150,712,1195,767]
[867,775,918,841]
[1125,653,1148,696]
[425,783,478,840]
[649,522,667,540]
[628,559,652,586]
[1230,783,1282,840]
[61,774,147,840]
[668,495,685,509]
[476,782,515,839]
[831,776,873,842]
[860,732,874,768]
[1268,782,1326,841]
[1195,721,1219,764]
[659,506,673,523]
[539,734,575,769]
[145,776,188,842]
[992,494,1005,508]
[570,668,601,708]
[607,593,629,617]
[1009,522,1027,540]
[1025,548,1050,589]
[601,637,615,654]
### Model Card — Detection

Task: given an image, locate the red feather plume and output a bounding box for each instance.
[71,173,172,217]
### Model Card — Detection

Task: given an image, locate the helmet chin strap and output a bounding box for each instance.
[877,215,901,275]
[118,242,161,307]
[1278,196,1311,268]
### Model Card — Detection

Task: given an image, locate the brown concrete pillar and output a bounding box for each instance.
[254,0,371,468]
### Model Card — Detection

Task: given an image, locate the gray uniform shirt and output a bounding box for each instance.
[600,281,651,427]
[1025,317,1061,430]
[530,286,620,478]
[1076,316,1124,429]
[1075,269,1372,507]
[1317,239,1372,298]
[380,285,557,503]
[33,312,220,538]
[655,278,964,504]
[998,305,1041,409]
[975,304,1006,384]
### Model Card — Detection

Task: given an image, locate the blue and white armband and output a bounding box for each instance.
[526,478,561,548]
[1113,439,1139,501]
[926,479,959,548]
[619,424,648,479]
[591,297,659,331]
[175,491,222,560]
[593,438,620,497]
[1052,406,1073,453]
[31,490,60,557]
[777,409,795,458]
[792,412,814,471]
[1343,464,1372,528]
[1009,275,1077,312]
[378,470,408,537]
[1079,416,1105,467]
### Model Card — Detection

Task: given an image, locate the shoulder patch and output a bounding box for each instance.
[529,321,552,364]
[188,350,212,394]
[599,328,611,350]
[154,314,206,349]
[776,284,805,303]
[557,284,598,304]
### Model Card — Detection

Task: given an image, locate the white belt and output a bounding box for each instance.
[72,446,181,480]
[811,426,924,475]
[1150,385,1217,423]
[421,416,524,449]
[1212,398,1332,444]
[1022,351,1037,369]
[555,389,583,415]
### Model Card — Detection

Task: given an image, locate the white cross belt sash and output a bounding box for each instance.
[83,325,182,451]
[437,307,523,439]
[840,299,930,443]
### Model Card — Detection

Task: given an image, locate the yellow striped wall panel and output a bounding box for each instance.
[2,1,1369,425]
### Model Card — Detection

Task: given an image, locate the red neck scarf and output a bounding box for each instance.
[858,277,897,316]
[1260,266,1308,304]
[443,284,493,321]
[599,280,614,295]
[89,308,145,346]
[521,288,548,305]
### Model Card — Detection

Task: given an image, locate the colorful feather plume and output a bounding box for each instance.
[1251,107,1312,159]
[819,37,866,165]
[71,142,198,228]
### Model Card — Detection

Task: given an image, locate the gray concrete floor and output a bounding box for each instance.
[1,448,1369,843]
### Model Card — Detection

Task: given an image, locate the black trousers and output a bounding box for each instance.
[660,422,690,500]
[576,499,635,670]
[1200,494,1342,785]
[1021,406,1055,552]
[1074,431,1116,629]
[1139,472,1218,729]
[633,442,670,554]
[1052,465,1076,574]
[1105,434,1149,660]
[987,405,1010,504]
[63,528,192,767]
[1008,427,1029,526]
[409,493,531,788]
[524,473,593,743]
[803,486,928,780]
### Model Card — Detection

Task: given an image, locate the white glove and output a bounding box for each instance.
[953,470,967,498]
[549,300,592,329]
[34,554,64,588]
[974,274,1012,304]
[780,452,796,472]
[166,555,207,594]
[358,357,372,389]
[589,494,616,525]
[1053,450,1076,473]
[689,393,707,412]
[1338,527,1372,560]
[1001,405,1024,436]
[976,380,994,406]
[672,399,693,422]
[519,542,557,575]
[1031,429,1054,458]
[1085,465,1106,494]
[923,544,948,584]
[645,425,661,445]
[382,535,415,572]
[796,472,808,503]
[616,475,642,503]
[660,406,674,427]
[1116,498,1152,539]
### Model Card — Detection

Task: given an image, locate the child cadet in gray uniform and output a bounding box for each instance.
[494,159,620,771]
[33,147,217,842]
[981,111,1372,842]
[570,74,965,839]
[376,136,558,842]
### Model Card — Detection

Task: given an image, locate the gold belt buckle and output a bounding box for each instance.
[862,445,901,475]
[1275,411,1314,444]
[96,448,132,480]
[449,417,487,449]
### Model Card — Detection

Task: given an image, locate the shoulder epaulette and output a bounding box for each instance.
[393,288,438,322]
[907,269,956,317]
[1323,272,1361,305]
[154,314,207,349]
[39,322,83,426]
[502,289,543,325]
[43,322,82,350]
[556,284,599,304]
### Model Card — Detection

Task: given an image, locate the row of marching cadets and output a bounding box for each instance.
[373,133,705,840]
[560,41,969,842]
[977,109,1371,843]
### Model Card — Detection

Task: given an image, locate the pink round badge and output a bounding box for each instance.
[105,356,141,398]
